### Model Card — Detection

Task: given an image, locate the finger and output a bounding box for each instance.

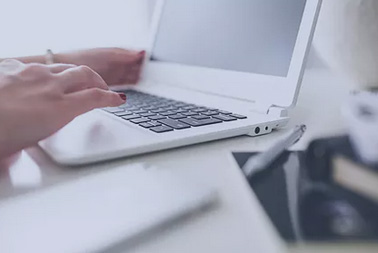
[131,65,140,72]
[125,50,145,64]
[125,74,139,84]
[135,50,146,64]
[65,89,126,116]
[127,64,143,84]
[0,59,24,66]
[48,63,76,74]
[117,73,137,85]
[0,59,25,73]
[57,65,109,93]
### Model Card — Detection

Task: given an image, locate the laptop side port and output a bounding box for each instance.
[247,125,273,137]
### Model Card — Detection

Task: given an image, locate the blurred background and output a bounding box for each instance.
[0,0,156,57]
[0,0,322,67]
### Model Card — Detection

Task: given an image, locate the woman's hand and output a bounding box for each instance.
[56,48,145,85]
[0,59,126,159]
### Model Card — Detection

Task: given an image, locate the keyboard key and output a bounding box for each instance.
[139,122,154,128]
[218,110,232,115]
[175,101,186,105]
[119,105,137,110]
[158,119,191,130]
[150,125,174,133]
[205,107,218,111]
[140,106,155,110]
[114,111,133,117]
[192,108,207,113]
[140,112,156,117]
[151,108,167,113]
[150,101,161,105]
[183,112,198,116]
[173,109,188,114]
[169,114,187,120]
[160,111,176,116]
[201,111,219,116]
[183,105,196,110]
[179,118,222,127]
[148,115,166,120]
[133,110,148,114]
[161,106,177,110]
[103,107,124,113]
[128,107,143,112]
[158,105,170,109]
[122,114,141,120]
[192,115,210,120]
[130,117,150,124]
[149,121,162,127]
[212,114,237,122]
[230,114,247,119]
[172,103,187,108]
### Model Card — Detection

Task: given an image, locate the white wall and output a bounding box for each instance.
[0,0,155,57]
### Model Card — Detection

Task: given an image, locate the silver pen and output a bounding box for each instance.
[242,124,307,178]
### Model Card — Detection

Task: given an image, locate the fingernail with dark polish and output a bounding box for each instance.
[139,50,146,56]
[118,93,126,101]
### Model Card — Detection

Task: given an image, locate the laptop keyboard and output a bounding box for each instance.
[102,90,247,133]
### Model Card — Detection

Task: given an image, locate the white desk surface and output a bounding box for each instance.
[0,67,376,253]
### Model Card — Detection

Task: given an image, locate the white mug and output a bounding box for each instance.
[313,0,378,90]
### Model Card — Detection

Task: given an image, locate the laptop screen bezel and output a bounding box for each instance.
[142,0,322,108]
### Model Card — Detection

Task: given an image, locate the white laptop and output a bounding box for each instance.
[40,0,321,165]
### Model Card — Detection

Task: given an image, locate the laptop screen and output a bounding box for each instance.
[151,0,307,77]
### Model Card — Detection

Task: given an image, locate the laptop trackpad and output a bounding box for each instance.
[39,110,154,163]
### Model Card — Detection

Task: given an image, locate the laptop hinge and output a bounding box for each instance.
[251,103,289,118]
